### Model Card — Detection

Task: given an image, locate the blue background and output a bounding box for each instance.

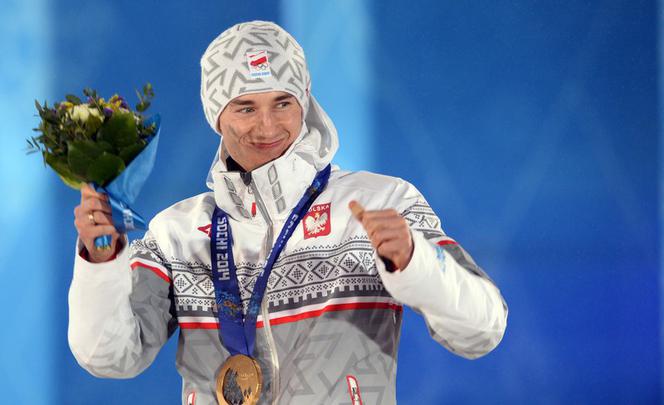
[0,0,660,403]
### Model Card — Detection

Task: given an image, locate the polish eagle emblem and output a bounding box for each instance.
[305,212,328,235]
[303,203,331,239]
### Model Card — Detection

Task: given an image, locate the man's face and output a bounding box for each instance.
[217,91,303,171]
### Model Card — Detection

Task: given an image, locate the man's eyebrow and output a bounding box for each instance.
[274,94,295,102]
[229,94,294,106]
[229,99,255,106]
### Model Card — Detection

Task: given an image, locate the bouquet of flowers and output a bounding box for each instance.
[27,84,161,249]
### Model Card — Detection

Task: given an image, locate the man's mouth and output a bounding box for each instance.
[251,138,284,150]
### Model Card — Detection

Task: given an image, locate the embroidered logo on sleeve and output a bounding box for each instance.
[246,50,271,78]
[198,224,212,237]
[303,203,331,239]
[346,375,363,405]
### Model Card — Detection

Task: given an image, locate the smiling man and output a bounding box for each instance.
[69,21,507,405]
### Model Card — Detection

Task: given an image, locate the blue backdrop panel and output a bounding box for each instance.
[372,1,659,403]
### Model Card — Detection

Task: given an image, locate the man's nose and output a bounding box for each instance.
[256,111,278,137]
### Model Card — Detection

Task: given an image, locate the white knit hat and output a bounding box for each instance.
[200,21,311,135]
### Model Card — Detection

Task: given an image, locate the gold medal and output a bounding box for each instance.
[216,354,262,405]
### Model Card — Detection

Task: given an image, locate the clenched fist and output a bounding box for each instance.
[349,200,413,271]
[73,184,121,263]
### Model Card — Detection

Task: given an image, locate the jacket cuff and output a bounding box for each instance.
[374,231,438,301]
[73,236,130,281]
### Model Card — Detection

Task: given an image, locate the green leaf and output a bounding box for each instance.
[135,83,155,112]
[83,88,96,99]
[98,111,138,148]
[67,140,103,178]
[97,140,116,154]
[25,137,42,154]
[143,83,154,97]
[86,152,125,186]
[59,175,85,189]
[65,94,82,104]
[136,101,150,112]
[134,89,144,111]
[118,141,145,164]
[45,153,85,189]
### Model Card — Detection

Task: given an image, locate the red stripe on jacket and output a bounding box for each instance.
[179,302,402,329]
[130,261,172,283]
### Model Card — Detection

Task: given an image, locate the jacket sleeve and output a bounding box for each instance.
[374,181,508,359]
[67,230,177,378]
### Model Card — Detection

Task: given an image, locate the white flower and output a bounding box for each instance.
[69,105,102,123]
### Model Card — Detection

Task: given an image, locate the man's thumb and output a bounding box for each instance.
[348,200,365,221]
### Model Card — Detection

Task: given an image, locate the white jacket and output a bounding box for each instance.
[68,98,507,405]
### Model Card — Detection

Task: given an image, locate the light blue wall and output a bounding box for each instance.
[0,1,54,403]
[281,0,374,171]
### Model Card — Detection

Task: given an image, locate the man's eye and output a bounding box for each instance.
[238,107,254,113]
[276,101,291,109]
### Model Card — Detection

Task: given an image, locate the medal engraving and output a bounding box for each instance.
[216,354,262,405]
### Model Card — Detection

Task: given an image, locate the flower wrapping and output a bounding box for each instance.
[92,115,160,248]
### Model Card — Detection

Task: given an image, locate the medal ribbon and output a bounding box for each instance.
[210,164,331,356]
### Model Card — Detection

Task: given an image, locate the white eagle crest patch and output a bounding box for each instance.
[303,203,331,239]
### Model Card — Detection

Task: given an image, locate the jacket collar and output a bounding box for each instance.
[210,143,318,223]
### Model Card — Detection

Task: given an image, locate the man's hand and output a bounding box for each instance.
[73,184,121,263]
[349,200,414,271]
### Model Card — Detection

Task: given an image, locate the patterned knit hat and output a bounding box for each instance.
[200,21,311,135]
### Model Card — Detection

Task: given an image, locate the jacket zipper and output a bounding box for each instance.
[250,180,280,404]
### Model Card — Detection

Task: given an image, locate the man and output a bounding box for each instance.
[70,21,507,405]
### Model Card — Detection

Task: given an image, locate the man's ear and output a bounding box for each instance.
[216,114,223,134]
